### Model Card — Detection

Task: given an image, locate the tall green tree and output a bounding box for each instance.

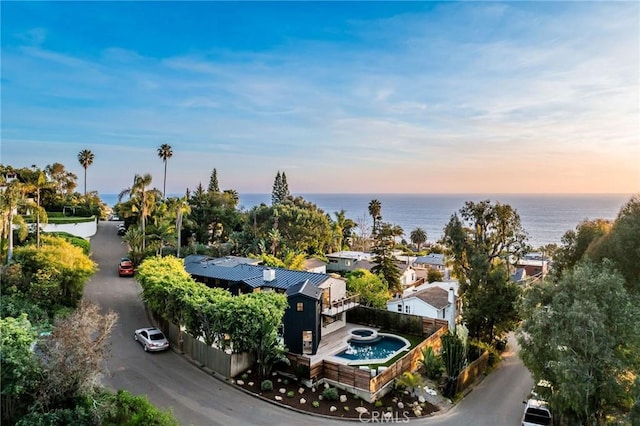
[586,195,640,294]
[157,144,173,200]
[280,172,290,198]
[271,171,290,205]
[410,227,427,251]
[371,222,403,293]
[552,218,612,280]
[442,200,528,342]
[208,168,220,193]
[271,171,282,205]
[518,261,640,424]
[368,199,382,236]
[45,162,77,197]
[77,149,94,197]
[346,269,389,308]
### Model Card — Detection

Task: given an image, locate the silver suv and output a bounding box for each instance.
[521,398,552,425]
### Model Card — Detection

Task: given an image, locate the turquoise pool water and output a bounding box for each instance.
[335,335,408,363]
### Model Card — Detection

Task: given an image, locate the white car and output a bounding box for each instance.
[521,398,552,426]
[133,327,170,352]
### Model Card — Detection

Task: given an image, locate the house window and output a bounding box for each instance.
[405,305,410,314]
[297,302,304,312]
[397,304,402,312]
[345,260,351,266]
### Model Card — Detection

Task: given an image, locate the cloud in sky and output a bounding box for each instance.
[1,1,638,194]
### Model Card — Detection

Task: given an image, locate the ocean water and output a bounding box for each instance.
[101,193,633,248]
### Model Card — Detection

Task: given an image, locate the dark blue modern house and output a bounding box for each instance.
[183,255,359,355]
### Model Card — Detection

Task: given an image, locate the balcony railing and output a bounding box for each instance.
[322,293,360,316]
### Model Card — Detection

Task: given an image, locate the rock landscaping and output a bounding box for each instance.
[233,370,441,419]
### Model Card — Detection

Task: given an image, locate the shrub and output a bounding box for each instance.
[344,406,350,411]
[241,373,249,381]
[322,387,339,401]
[286,391,295,398]
[374,400,383,408]
[312,401,320,408]
[261,380,273,392]
[427,269,444,283]
[283,379,289,385]
[102,389,179,425]
[421,346,445,380]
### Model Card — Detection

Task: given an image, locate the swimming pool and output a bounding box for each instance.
[334,331,410,365]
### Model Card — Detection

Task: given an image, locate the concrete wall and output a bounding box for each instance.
[42,220,97,239]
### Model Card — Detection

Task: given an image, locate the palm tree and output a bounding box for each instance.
[77,149,94,197]
[118,173,160,251]
[24,171,51,248]
[173,197,191,258]
[121,226,144,265]
[332,209,356,252]
[410,227,428,252]
[157,144,173,200]
[0,181,33,263]
[368,199,382,236]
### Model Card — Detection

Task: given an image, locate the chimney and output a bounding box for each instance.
[263,268,275,282]
[448,287,456,332]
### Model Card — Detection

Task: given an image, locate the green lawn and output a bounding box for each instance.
[26,215,96,224]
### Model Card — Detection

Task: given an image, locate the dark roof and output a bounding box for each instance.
[511,268,527,282]
[414,287,450,309]
[183,255,329,291]
[286,280,323,300]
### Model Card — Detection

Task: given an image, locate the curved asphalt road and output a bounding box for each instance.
[84,221,533,425]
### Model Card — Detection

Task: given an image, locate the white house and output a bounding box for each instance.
[387,280,459,330]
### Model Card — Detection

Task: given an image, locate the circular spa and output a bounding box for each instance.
[348,328,379,343]
[334,329,410,365]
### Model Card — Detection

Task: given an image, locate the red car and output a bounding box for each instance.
[118,258,135,277]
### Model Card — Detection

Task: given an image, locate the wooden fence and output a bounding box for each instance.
[456,351,489,394]
[370,323,448,394]
[323,360,371,390]
[422,317,449,338]
[158,318,254,378]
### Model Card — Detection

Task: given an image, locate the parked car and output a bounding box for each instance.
[522,398,552,426]
[117,226,127,236]
[118,258,134,277]
[133,327,170,352]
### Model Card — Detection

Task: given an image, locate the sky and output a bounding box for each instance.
[1,1,639,195]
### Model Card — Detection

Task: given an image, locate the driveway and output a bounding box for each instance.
[84,221,533,425]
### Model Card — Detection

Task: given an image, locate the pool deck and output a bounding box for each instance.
[309,323,379,366]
